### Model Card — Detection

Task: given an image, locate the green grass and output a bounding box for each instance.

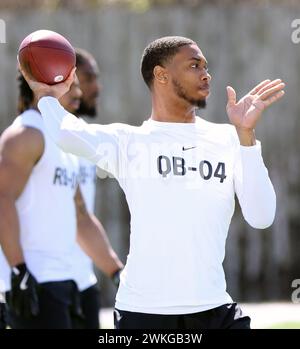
[268,322,300,329]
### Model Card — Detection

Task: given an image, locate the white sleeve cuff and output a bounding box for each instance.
[240,140,261,153]
[38,96,66,120]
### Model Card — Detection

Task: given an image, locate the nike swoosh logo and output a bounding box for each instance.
[20,272,29,290]
[182,146,197,151]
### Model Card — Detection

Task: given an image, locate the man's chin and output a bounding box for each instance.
[194,98,207,109]
[77,103,98,118]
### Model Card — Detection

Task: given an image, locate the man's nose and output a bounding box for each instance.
[94,82,102,96]
[201,72,211,82]
[76,87,83,99]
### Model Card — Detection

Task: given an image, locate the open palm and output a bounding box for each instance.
[226,79,285,130]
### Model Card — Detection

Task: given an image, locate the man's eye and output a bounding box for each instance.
[191,63,199,68]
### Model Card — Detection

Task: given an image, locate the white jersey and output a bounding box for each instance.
[38,97,276,314]
[78,157,96,213]
[0,248,10,293]
[71,154,97,291]
[3,109,79,290]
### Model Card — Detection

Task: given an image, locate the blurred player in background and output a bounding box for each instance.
[0,72,122,329]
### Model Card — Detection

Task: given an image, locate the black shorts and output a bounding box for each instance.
[114,303,251,329]
[7,280,81,329]
[0,301,7,329]
[72,284,101,329]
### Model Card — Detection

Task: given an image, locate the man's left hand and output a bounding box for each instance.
[226,79,285,131]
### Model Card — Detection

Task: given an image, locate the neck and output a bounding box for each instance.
[31,97,39,111]
[150,92,196,123]
[28,103,39,112]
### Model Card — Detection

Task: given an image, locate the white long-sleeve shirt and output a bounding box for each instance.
[38,96,276,314]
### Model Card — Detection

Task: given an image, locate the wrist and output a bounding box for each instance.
[111,268,122,287]
[12,263,27,276]
[37,92,56,101]
[235,127,256,146]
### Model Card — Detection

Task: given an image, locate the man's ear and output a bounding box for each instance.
[153,65,168,84]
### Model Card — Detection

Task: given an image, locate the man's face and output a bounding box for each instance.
[59,75,82,113]
[163,44,211,108]
[76,58,101,117]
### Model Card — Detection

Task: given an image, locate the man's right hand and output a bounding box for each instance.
[19,64,76,101]
[10,263,40,318]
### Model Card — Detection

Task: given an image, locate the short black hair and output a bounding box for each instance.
[141,36,195,88]
[17,72,34,114]
[75,47,95,68]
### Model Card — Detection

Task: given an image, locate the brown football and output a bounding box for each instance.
[18,30,75,85]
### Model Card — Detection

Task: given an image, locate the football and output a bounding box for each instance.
[18,29,75,85]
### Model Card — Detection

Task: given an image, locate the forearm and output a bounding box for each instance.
[0,196,24,266]
[77,214,123,276]
[237,144,276,229]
